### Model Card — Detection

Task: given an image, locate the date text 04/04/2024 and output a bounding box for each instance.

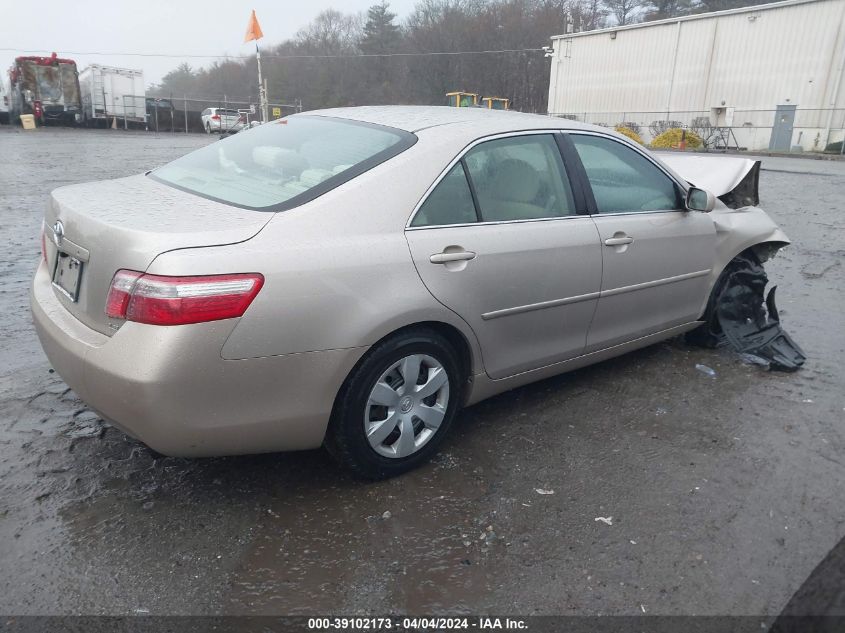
[306,617,528,630]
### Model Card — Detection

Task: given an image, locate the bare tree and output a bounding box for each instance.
[603,0,645,25]
[693,0,756,12]
[643,0,692,20]
[572,0,608,30]
[153,0,580,114]
[296,9,363,55]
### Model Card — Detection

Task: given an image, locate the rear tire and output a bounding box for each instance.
[205,122,211,134]
[325,328,464,479]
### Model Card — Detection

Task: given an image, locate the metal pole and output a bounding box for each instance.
[665,20,682,116]
[184,95,188,133]
[839,115,845,156]
[256,42,268,123]
[821,15,845,150]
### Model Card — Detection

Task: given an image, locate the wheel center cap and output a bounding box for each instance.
[399,396,414,413]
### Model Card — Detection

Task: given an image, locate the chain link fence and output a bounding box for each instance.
[548,108,845,153]
[109,96,303,133]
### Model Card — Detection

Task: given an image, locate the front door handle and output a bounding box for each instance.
[430,250,477,264]
[604,236,634,246]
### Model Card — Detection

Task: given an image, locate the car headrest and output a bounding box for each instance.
[490,159,540,203]
[252,146,307,177]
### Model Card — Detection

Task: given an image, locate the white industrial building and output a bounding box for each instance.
[547,0,845,151]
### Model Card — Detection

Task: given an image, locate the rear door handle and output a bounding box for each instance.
[604,236,634,246]
[430,250,477,264]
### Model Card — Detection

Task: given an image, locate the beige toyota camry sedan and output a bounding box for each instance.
[32,106,791,478]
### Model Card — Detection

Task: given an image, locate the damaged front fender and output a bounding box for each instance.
[697,207,790,319]
[709,253,805,372]
[711,205,790,265]
[706,252,806,371]
[655,153,791,310]
[656,153,804,370]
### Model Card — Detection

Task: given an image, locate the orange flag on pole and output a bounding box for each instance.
[244,10,264,43]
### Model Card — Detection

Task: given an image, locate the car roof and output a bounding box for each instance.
[296,105,598,135]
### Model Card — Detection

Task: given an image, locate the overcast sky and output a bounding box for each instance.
[1,0,419,87]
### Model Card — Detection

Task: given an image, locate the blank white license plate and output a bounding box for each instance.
[52,253,83,301]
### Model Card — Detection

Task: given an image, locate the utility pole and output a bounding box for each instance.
[256,45,269,123]
[244,10,268,123]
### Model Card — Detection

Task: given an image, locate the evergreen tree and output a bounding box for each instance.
[361,1,401,54]
[157,63,197,95]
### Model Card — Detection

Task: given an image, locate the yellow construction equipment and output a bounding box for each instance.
[480,96,510,110]
[446,92,478,107]
[446,92,510,110]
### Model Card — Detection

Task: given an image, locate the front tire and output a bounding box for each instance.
[325,328,464,479]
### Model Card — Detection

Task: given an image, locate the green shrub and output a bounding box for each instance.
[615,125,644,145]
[650,128,703,149]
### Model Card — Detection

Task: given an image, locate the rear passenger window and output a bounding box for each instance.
[153,116,413,210]
[464,135,575,221]
[411,163,478,227]
[570,134,682,213]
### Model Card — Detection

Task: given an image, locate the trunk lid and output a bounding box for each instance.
[216,110,244,131]
[44,174,273,335]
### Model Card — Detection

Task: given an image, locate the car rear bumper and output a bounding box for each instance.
[208,121,245,132]
[30,261,367,457]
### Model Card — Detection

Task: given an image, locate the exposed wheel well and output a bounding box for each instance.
[329,321,476,428]
[367,321,474,387]
[708,240,790,312]
[749,240,790,264]
[407,321,474,384]
[689,241,788,346]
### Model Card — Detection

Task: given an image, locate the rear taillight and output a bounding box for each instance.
[105,270,264,326]
[40,221,47,263]
[211,114,220,120]
[105,270,142,319]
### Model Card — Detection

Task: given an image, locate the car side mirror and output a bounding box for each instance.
[686,187,716,213]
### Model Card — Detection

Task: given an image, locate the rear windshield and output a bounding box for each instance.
[217,109,241,116]
[150,116,416,210]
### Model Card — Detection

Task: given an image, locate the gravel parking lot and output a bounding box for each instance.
[1,126,843,617]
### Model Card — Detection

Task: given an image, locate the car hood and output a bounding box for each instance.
[656,153,761,202]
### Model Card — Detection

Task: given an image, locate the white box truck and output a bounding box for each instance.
[78,64,145,127]
[0,76,9,124]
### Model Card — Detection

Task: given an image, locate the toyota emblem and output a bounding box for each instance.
[52,220,64,246]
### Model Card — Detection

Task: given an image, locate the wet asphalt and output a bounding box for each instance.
[0,126,843,616]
